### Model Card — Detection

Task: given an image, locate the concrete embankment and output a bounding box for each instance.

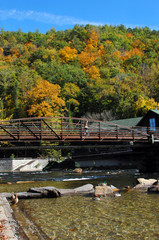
[0,158,49,172]
[0,194,21,239]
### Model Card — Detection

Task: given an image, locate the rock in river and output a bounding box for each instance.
[147,180,159,193]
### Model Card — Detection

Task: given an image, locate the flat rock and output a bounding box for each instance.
[28,187,61,197]
[28,186,57,193]
[57,189,76,196]
[74,184,94,193]
[28,184,94,197]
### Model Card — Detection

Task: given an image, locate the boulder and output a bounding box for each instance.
[98,182,107,186]
[94,185,113,197]
[134,178,157,190]
[74,168,82,173]
[137,178,157,185]
[147,180,159,193]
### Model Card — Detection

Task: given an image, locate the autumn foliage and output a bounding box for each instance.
[59,46,77,62]
[25,79,65,117]
[0,25,159,120]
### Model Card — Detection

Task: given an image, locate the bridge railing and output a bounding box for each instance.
[0,117,159,142]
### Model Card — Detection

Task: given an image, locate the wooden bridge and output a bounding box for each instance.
[0,117,159,144]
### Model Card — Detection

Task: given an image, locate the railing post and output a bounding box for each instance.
[132,128,135,141]
[61,118,63,140]
[147,127,150,142]
[81,120,83,140]
[116,125,119,140]
[151,133,154,144]
[40,119,42,140]
[99,122,101,140]
[18,120,20,141]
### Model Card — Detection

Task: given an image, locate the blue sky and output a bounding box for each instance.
[0,0,159,33]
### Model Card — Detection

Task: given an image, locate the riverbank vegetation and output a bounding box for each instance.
[0,24,159,121]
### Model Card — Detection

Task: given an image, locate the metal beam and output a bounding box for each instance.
[0,125,17,140]
[42,119,61,140]
[20,121,40,140]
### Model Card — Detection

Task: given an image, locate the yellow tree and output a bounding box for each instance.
[84,65,100,79]
[133,95,159,116]
[24,42,37,53]
[59,46,77,63]
[26,79,65,117]
[0,47,3,56]
[78,30,101,79]
[87,30,99,48]
[122,48,144,61]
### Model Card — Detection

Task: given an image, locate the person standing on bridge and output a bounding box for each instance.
[84,121,89,136]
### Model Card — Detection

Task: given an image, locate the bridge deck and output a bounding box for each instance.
[0,117,158,143]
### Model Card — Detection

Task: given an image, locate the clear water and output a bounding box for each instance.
[0,170,159,240]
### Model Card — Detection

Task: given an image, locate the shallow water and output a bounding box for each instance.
[19,192,159,240]
[0,170,159,239]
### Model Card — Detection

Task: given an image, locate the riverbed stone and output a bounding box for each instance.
[94,185,113,196]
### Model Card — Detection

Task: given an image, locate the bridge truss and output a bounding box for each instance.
[0,117,158,144]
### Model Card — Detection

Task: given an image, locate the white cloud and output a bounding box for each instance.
[0,9,103,26]
[0,9,158,30]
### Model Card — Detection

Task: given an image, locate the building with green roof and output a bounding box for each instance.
[137,109,159,129]
[110,117,142,127]
[109,109,159,129]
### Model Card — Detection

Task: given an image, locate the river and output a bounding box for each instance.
[0,169,159,239]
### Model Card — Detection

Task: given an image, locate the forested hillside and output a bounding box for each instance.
[0,24,159,121]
